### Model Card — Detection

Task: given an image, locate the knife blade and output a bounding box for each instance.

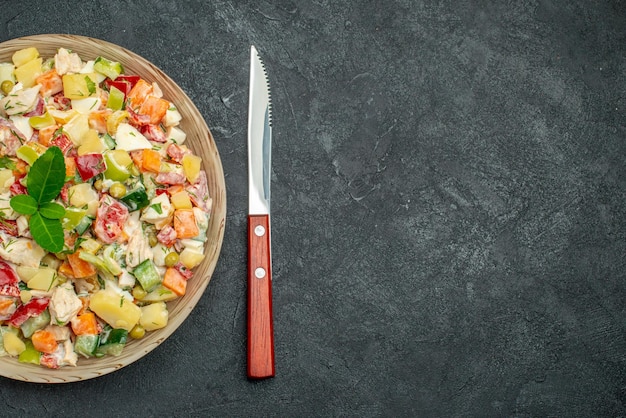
[247,45,275,379]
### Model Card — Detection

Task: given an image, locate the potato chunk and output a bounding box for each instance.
[139,302,168,331]
[89,289,141,332]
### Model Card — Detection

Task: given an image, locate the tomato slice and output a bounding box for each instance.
[94,196,129,244]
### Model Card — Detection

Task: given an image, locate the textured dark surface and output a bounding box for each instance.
[0,0,625,416]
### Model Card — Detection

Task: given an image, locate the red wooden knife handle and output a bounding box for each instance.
[247,214,275,378]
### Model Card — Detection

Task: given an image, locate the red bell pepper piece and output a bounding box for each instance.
[75,153,105,181]
[104,75,141,96]
[105,79,131,96]
[8,297,50,327]
[0,260,20,297]
[115,75,140,89]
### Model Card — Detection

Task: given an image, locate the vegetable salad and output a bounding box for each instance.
[0,47,211,368]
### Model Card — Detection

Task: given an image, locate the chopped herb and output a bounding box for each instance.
[47,273,58,292]
[150,203,162,214]
[0,156,16,170]
[2,238,16,251]
[85,76,96,95]
[10,130,24,144]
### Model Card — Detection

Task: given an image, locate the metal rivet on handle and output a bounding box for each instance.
[255,267,266,279]
[254,225,266,236]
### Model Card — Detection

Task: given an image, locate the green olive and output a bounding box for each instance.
[1,80,14,95]
[109,182,127,199]
[93,179,103,191]
[164,252,179,267]
[129,324,146,339]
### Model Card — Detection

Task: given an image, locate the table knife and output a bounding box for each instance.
[247,45,275,379]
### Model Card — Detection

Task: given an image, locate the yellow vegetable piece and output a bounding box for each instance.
[63,113,90,146]
[16,266,39,282]
[62,73,99,100]
[135,285,178,303]
[68,183,99,217]
[106,110,128,135]
[20,290,32,304]
[12,47,39,67]
[26,268,59,291]
[139,302,169,331]
[89,290,141,332]
[0,62,16,85]
[3,331,26,356]
[77,129,105,155]
[29,112,56,130]
[48,108,78,125]
[181,154,202,184]
[0,169,13,193]
[14,57,43,88]
[179,248,205,270]
[170,190,192,209]
[16,145,40,166]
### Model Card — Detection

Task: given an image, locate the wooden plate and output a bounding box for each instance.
[0,34,226,382]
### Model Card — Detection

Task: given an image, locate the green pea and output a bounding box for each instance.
[1,80,14,95]
[144,226,158,247]
[129,324,145,339]
[109,182,127,199]
[132,285,147,300]
[164,252,179,267]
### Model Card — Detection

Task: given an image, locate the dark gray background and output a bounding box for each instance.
[1,0,625,416]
